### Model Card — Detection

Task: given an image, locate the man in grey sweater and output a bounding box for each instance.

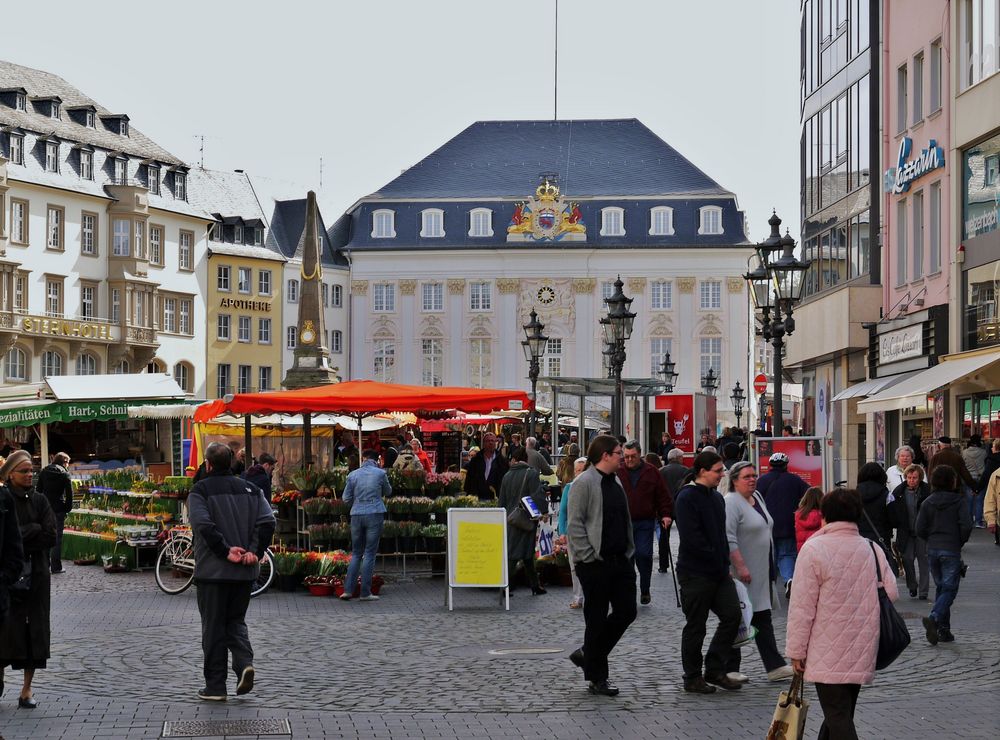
[566,435,636,697]
[188,442,276,701]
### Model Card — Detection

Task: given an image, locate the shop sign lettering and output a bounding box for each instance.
[965,207,999,238]
[21,317,113,341]
[879,326,923,365]
[885,138,945,195]
[220,298,272,312]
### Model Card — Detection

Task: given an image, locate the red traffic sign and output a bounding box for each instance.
[753,374,768,394]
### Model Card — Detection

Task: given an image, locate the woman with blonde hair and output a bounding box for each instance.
[556,444,580,484]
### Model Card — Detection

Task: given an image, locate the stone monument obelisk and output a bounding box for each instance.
[281,191,337,468]
[282,191,338,390]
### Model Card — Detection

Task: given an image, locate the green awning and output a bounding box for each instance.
[0,398,182,428]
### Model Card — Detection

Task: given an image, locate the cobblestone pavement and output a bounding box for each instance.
[0,530,998,739]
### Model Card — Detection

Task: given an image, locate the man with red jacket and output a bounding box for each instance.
[618,440,673,605]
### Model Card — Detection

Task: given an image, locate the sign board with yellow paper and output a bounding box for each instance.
[447,508,508,611]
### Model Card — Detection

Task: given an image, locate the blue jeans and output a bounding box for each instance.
[774,537,797,583]
[927,548,962,630]
[345,513,384,597]
[974,488,986,526]
[631,519,656,595]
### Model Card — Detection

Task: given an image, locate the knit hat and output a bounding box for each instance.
[0,449,32,483]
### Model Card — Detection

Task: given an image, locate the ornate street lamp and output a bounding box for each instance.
[701,367,719,397]
[730,381,746,429]
[659,352,679,393]
[600,276,636,436]
[521,309,548,439]
[743,213,810,434]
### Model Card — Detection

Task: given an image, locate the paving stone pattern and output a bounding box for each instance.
[0,531,997,739]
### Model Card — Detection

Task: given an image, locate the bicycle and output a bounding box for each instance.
[154,526,275,597]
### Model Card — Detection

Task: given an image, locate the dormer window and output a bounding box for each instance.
[173,171,187,201]
[79,149,93,180]
[86,111,95,127]
[234,225,244,244]
[14,93,25,111]
[600,207,625,237]
[146,164,160,195]
[698,206,723,235]
[44,141,59,173]
[119,120,129,136]
[113,156,128,185]
[649,206,674,236]
[372,209,395,238]
[7,133,24,165]
[420,209,444,238]
[469,208,494,237]
[50,102,60,119]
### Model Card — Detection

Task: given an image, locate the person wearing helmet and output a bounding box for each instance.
[756,452,809,595]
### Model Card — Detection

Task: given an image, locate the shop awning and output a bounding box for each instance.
[830,371,921,402]
[0,374,189,428]
[857,350,1000,414]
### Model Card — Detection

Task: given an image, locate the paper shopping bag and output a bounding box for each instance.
[766,672,808,740]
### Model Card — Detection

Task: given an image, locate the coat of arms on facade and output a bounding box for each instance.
[507,172,586,242]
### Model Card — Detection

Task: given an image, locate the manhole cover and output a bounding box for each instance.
[488,647,564,655]
[162,718,291,737]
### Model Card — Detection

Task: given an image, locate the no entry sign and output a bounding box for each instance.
[753,374,768,394]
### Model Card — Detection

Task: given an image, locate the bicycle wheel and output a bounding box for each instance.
[154,534,195,595]
[251,549,275,598]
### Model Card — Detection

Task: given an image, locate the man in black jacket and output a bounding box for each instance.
[463,433,508,500]
[242,453,276,500]
[188,442,275,701]
[36,452,73,574]
[916,464,973,645]
[673,450,742,694]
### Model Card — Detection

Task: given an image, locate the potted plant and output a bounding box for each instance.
[272,551,305,591]
[420,523,447,553]
[397,520,422,553]
[384,496,411,517]
[329,498,352,518]
[350,573,384,598]
[432,496,456,516]
[406,496,434,524]
[329,521,352,551]
[73,552,98,566]
[307,523,331,548]
[302,496,334,524]
[379,520,399,554]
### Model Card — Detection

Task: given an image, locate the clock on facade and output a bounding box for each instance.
[300,320,317,345]
[536,286,556,305]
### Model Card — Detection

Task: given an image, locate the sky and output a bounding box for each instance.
[3,0,801,239]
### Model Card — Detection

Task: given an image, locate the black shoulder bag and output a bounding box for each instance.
[506,472,537,532]
[861,507,900,577]
[869,541,910,669]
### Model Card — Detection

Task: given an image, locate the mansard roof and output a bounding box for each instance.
[370,119,732,199]
[0,59,182,165]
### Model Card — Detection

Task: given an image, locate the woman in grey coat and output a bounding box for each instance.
[499,447,547,595]
[723,461,793,683]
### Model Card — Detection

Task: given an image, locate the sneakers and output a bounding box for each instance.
[339,593,352,601]
[197,689,227,702]
[922,616,939,646]
[767,665,795,682]
[909,589,918,598]
[683,676,717,694]
[725,672,749,684]
[640,592,651,606]
[235,666,255,695]
[784,580,792,599]
[359,595,380,601]
[704,673,743,691]
[587,680,620,697]
[938,628,955,643]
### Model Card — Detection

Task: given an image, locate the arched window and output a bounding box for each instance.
[373,332,396,382]
[600,207,625,237]
[469,208,493,237]
[649,206,674,236]
[112,359,130,374]
[699,205,724,235]
[76,353,98,376]
[371,209,396,238]
[5,346,27,381]
[420,208,445,238]
[174,362,193,393]
[41,350,63,377]
[147,358,166,374]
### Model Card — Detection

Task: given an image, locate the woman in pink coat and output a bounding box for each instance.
[785,488,899,740]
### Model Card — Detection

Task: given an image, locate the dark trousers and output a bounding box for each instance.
[196,581,254,694]
[815,682,861,740]
[726,609,786,673]
[510,557,540,590]
[575,555,637,683]
[678,571,741,680]
[927,548,962,630]
[632,519,655,595]
[51,512,66,572]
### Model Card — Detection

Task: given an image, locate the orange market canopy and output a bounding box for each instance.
[194,380,531,423]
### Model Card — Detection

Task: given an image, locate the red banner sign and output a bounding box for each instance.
[755,437,825,489]
[653,394,696,454]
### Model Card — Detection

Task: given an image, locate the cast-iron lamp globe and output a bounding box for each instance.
[770,230,809,303]
[659,352,678,392]
[701,367,719,396]
[521,309,548,363]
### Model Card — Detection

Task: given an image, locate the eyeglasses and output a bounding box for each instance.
[609,448,623,457]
